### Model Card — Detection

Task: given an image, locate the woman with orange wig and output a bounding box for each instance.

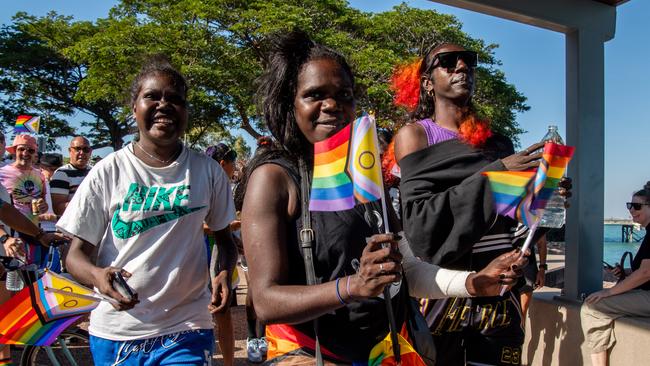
[393,43,546,365]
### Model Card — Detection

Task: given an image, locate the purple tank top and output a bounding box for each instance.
[417,118,458,146]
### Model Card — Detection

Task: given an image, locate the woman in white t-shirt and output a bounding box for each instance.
[58,56,237,365]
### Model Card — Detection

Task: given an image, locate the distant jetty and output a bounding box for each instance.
[604,218,643,242]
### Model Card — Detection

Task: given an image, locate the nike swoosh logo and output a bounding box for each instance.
[112,205,205,239]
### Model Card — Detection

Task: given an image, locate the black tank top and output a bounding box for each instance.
[260,156,408,362]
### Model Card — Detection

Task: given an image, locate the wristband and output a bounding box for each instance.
[539,263,548,270]
[346,275,355,302]
[335,278,347,305]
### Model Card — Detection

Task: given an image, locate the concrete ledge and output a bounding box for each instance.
[523,290,650,365]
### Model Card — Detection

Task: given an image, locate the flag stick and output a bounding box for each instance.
[371,118,400,363]
[498,220,540,296]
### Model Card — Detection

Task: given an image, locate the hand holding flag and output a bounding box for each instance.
[309,114,403,361]
[483,142,575,294]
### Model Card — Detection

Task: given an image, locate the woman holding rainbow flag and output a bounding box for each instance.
[240,31,527,365]
[393,43,572,365]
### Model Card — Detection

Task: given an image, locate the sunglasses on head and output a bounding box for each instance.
[432,51,478,69]
[70,146,91,153]
[626,202,650,210]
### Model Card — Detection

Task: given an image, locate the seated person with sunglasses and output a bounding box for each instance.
[50,136,93,216]
[581,184,650,366]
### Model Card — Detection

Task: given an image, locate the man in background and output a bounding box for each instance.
[50,136,92,215]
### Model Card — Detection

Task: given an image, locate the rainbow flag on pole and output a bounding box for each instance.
[482,142,575,226]
[0,270,101,345]
[309,115,384,212]
[14,115,40,134]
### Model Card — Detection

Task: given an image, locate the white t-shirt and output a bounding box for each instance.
[57,144,235,341]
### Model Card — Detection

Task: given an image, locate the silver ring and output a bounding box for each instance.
[379,263,384,272]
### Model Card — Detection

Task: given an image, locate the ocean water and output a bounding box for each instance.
[603,224,646,266]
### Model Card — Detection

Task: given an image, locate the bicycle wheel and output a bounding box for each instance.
[20,328,92,366]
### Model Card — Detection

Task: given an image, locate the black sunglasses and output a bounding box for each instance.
[70,146,92,153]
[626,202,650,210]
[432,51,478,69]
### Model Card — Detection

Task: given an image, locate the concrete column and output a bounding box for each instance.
[564,29,606,299]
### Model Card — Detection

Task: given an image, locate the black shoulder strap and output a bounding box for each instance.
[297,158,324,366]
[298,158,318,286]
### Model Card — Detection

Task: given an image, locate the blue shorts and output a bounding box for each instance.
[89,329,214,366]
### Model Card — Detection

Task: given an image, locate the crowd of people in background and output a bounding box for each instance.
[0,28,643,366]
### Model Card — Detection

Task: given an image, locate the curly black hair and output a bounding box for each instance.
[256,30,354,156]
[129,54,188,107]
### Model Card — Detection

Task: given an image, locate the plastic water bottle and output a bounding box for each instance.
[5,255,25,291]
[538,125,566,228]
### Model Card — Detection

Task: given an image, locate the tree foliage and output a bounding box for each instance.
[0,1,529,152]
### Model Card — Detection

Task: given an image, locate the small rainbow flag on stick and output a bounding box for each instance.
[484,142,575,296]
[309,114,384,213]
[309,114,402,361]
[14,115,40,134]
[0,270,101,345]
[482,142,575,226]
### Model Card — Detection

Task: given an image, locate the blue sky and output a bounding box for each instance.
[1,1,648,218]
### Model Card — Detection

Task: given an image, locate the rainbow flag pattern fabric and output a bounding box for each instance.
[0,270,100,345]
[368,332,426,366]
[482,170,536,224]
[265,324,347,363]
[483,142,575,226]
[14,115,40,134]
[309,115,384,212]
[34,270,101,321]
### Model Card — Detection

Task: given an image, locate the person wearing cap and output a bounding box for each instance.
[50,136,92,216]
[35,153,64,236]
[0,134,49,265]
[37,153,63,181]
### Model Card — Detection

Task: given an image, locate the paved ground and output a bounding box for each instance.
[214,279,256,366]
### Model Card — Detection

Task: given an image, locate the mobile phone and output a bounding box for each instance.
[602,261,614,270]
[112,272,135,301]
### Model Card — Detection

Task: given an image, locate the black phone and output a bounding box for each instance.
[112,272,136,301]
[602,260,614,270]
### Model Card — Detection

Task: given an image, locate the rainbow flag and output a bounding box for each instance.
[34,270,102,321]
[14,115,40,134]
[0,271,100,345]
[530,143,575,211]
[309,115,384,211]
[368,332,426,366]
[265,324,346,363]
[349,115,384,204]
[483,142,575,226]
